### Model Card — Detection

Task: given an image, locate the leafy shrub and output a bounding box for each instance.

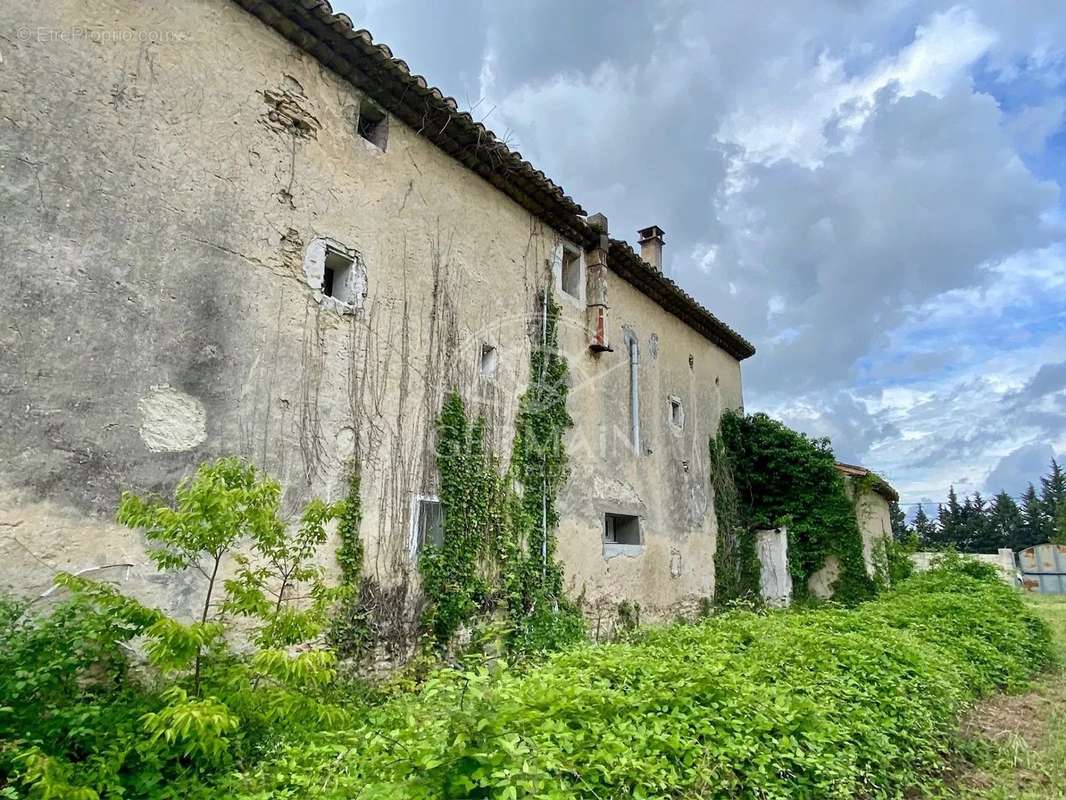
[0,590,162,797]
[1,458,353,798]
[873,534,916,587]
[714,411,875,604]
[0,583,227,798]
[507,602,586,657]
[929,548,1002,582]
[237,564,1053,799]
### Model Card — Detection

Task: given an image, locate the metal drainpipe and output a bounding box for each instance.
[629,336,640,452]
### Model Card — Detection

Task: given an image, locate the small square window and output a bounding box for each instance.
[323,248,355,305]
[412,496,444,556]
[479,343,498,379]
[561,248,582,299]
[357,100,388,150]
[604,513,641,545]
[669,397,684,428]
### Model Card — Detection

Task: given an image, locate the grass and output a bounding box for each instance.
[927,595,1066,799]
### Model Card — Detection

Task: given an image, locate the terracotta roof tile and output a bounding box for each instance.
[835,462,899,502]
[233,0,756,358]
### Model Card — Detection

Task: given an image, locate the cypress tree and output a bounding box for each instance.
[1020,483,1050,547]
[989,491,1021,551]
[1054,500,1066,544]
[967,491,992,552]
[889,500,909,542]
[959,495,977,551]
[913,504,935,546]
[937,487,963,548]
[1040,459,1066,522]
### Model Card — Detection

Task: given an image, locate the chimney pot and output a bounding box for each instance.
[638,225,665,272]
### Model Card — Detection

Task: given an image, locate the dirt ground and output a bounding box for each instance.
[924,596,1066,799]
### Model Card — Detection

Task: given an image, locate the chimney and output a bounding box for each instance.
[585,212,612,352]
[638,225,665,272]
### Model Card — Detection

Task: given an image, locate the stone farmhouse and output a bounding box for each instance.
[813,463,899,597]
[0,0,893,629]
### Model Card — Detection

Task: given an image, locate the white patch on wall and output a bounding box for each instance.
[335,426,356,460]
[137,385,207,452]
[756,527,792,606]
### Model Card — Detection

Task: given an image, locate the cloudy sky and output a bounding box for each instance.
[335,0,1066,508]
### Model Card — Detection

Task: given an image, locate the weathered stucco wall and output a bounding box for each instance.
[852,486,893,578]
[555,258,744,625]
[0,0,545,624]
[808,483,892,599]
[0,0,744,633]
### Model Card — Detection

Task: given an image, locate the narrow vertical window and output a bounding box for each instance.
[411,496,443,558]
[357,100,388,150]
[555,242,585,304]
[479,343,498,379]
[561,249,581,298]
[669,396,684,429]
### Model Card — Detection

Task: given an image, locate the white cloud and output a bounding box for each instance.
[339,0,1066,505]
[717,5,997,167]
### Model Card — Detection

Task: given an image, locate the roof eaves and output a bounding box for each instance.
[231,0,757,358]
[233,0,588,241]
[835,462,900,502]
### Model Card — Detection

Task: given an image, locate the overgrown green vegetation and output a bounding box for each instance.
[418,290,584,656]
[708,431,759,604]
[505,288,582,654]
[921,595,1066,799]
[327,461,372,659]
[872,534,917,587]
[0,458,351,798]
[2,528,1053,798]
[419,392,503,644]
[236,561,1052,798]
[3,294,1057,798]
[712,410,876,604]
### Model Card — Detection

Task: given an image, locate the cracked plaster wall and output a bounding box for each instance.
[850,483,893,579]
[0,0,744,624]
[555,265,744,620]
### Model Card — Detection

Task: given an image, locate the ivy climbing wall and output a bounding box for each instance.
[0,0,551,627]
[0,0,752,644]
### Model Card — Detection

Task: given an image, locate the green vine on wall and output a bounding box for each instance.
[712,411,876,605]
[336,461,364,584]
[850,471,915,589]
[709,433,760,605]
[419,394,498,645]
[328,461,372,659]
[419,290,584,655]
[506,291,583,654]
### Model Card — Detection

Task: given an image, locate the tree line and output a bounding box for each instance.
[890,459,1066,552]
